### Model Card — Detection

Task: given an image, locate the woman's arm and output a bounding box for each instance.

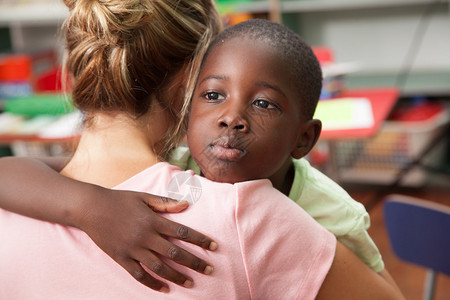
[0,156,217,292]
[316,242,405,300]
[379,268,404,297]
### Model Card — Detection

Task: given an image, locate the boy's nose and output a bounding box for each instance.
[217,114,249,132]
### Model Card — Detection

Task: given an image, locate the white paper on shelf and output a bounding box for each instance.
[321,61,361,78]
[314,97,374,131]
[19,115,57,134]
[38,111,83,138]
[0,113,24,134]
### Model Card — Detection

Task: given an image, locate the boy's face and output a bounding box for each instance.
[187,37,310,183]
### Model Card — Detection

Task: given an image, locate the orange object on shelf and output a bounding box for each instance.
[312,46,334,64]
[0,55,32,81]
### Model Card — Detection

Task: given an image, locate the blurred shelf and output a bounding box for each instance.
[1,0,445,24]
[0,1,68,26]
[218,0,445,14]
[280,0,446,13]
[346,71,450,97]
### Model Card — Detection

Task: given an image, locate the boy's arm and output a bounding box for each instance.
[0,156,74,222]
[0,156,217,292]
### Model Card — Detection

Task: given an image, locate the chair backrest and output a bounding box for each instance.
[383,194,450,276]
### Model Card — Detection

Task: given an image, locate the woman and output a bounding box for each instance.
[0,0,223,293]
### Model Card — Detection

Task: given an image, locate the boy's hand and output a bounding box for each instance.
[75,188,217,292]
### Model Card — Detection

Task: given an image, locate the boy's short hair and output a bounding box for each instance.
[204,19,323,119]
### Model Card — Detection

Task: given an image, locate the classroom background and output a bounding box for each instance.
[0,1,449,299]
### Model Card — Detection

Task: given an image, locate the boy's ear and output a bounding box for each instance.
[291,119,322,159]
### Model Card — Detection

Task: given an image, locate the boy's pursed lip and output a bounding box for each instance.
[208,136,246,161]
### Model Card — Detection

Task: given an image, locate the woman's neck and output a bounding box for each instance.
[61,111,165,188]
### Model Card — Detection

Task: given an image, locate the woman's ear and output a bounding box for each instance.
[291,119,322,159]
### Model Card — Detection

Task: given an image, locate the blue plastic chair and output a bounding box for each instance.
[384,194,450,300]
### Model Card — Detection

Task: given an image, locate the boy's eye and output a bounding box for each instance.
[204,92,224,101]
[253,99,277,110]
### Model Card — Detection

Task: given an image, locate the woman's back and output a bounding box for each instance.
[0,162,335,299]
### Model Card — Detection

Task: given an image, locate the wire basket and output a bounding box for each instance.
[334,108,449,186]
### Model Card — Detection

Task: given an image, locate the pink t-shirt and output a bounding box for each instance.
[0,162,336,299]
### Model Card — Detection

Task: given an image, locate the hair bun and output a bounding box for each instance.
[63,0,76,10]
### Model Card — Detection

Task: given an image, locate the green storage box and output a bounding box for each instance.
[4,94,74,117]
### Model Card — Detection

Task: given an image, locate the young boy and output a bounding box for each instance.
[174,18,384,273]
[0,19,386,288]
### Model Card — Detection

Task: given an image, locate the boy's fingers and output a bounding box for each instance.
[150,238,213,275]
[137,250,194,288]
[143,196,218,251]
[155,216,217,251]
[123,260,169,292]
[144,194,189,213]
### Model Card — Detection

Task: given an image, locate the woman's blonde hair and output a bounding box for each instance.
[62,0,222,157]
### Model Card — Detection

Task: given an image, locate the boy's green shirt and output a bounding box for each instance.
[169,146,384,272]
